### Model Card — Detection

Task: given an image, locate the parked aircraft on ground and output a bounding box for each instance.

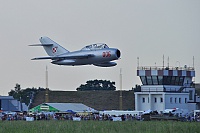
[30,36,121,67]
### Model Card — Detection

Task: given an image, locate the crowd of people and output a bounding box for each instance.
[0,111,200,122]
[0,112,141,121]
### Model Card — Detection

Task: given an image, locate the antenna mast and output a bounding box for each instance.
[193,56,195,69]
[45,66,49,103]
[119,68,123,110]
[167,56,169,68]
[163,55,164,69]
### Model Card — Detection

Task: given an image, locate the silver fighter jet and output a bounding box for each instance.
[30,36,121,67]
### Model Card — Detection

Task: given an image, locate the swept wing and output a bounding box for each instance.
[31,54,94,60]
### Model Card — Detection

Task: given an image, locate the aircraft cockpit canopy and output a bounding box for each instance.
[81,43,109,51]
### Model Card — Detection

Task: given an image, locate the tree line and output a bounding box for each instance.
[8,83,47,105]
[76,79,116,91]
[8,80,116,105]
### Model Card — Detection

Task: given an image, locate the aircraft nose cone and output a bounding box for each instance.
[116,49,121,58]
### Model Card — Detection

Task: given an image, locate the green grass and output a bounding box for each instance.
[0,120,199,133]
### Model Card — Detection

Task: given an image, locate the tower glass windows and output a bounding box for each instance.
[140,76,147,85]
[147,76,152,85]
[171,76,176,85]
[139,76,184,86]
[158,76,163,85]
[179,77,184,86]
[152,76,158,85]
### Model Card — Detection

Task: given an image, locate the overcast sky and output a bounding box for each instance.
[0,0,199,95]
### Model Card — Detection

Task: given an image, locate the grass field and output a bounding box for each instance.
[0,120,199,133]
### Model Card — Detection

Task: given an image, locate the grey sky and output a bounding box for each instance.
[0,0,199,95]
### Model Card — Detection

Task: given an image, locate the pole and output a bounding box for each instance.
[119,68,123,110]
[45,66,49,103]
[167,56,169,68]
[193,56,194,69]
[163,55,164,69]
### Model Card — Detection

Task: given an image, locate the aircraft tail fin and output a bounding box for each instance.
[38,36,69,56]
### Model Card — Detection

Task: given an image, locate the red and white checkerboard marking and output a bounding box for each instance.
[52,47,57,53]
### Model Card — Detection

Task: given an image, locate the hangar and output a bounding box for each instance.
[29,103,96,113]
[0,96,28,112]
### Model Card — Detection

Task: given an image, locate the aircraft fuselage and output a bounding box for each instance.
[51,48,120,66]
[30,36,121,67]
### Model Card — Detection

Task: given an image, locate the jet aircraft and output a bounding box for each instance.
[30,36,121,67]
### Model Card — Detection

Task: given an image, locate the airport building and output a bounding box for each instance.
[0,96,28,112]
[135,65,200,113]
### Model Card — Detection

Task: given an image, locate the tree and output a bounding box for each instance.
[8,84,45,105]
[76,79,116,91]
[14,83,21,93]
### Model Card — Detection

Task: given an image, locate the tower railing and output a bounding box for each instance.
[137,66,194,71]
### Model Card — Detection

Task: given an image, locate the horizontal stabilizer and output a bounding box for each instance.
[31,56,59,60]
[29,44,53,46]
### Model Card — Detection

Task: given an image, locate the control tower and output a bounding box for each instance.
[135,65,199,113]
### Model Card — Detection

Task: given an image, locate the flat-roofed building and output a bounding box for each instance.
[0,96,27,112]
[135,66,199,113]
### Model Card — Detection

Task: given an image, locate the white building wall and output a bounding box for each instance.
[165,93,188,110]
[151,94,164,112]
[135,92,192,113]
[137,94,150,111]
[135,92,165,112]
[183,88,195,102]
[187,103,196,112]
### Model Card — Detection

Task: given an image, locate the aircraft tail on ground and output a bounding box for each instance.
[31,36,69,56]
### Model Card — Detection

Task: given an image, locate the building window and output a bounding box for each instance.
[175,77,180,85]
[179,98,181,103]
[189,90,193,100]
[179,77,184,86]
[185,98,187,103]
[142,98,145,103]
[147,76,153,85]
[140,76,147,85]
[170,97,172,103]
[152,76,158,85]
[171,76,176,85]
[175,98,177,103]
[155,98,157,103]
[158,76,163,85]
[160,97,163,103]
